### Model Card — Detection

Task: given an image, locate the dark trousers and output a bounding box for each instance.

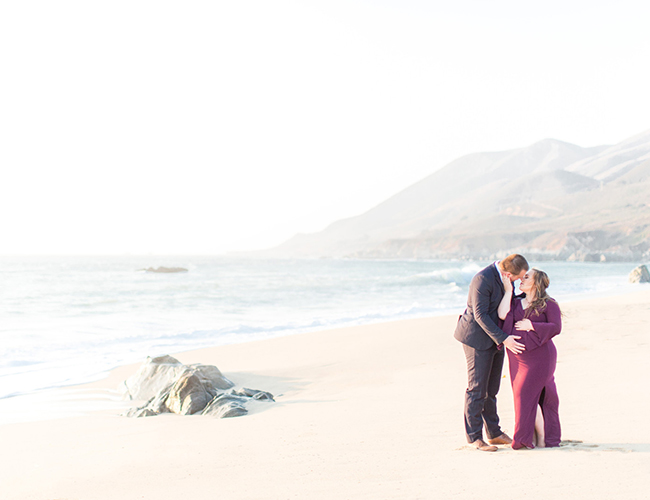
[462,343,504,443]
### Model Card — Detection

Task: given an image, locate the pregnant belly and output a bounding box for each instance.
[508,343,555,381]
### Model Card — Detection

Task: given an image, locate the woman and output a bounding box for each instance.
[498,268,562,449]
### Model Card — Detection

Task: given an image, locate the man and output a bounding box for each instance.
[454,254,529,452]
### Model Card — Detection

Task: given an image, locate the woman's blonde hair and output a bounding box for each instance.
[525,268,554,317]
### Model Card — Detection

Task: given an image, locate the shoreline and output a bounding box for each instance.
[2,288,650,498]
[3,278,647,409]
[2,283,648,425]
[1,257,643,404]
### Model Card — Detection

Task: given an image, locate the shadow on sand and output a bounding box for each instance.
[558,440,650,453]
[458,440,650,453]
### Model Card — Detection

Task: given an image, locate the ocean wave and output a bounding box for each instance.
[0,302,455,401]
[147,303,443,345]
[394,264,481,286]
[0,359,41,370]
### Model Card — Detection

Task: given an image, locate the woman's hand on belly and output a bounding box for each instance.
[515,319,534,331]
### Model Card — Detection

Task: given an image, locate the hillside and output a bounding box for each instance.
[263,130,650,261]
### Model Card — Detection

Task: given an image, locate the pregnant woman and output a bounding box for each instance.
[498,268,562,449]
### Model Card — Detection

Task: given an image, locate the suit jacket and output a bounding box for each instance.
[454,263,510,350]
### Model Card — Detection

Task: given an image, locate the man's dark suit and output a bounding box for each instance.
[454,263,510,443]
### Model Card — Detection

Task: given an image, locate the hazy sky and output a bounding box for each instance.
[2,0,649,255]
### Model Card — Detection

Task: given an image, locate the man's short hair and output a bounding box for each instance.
[500,254,529,275]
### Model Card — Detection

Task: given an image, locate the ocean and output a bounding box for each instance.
[0,256,645,405]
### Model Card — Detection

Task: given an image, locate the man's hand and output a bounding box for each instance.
[503,335,525,354]
[500,272,513,293]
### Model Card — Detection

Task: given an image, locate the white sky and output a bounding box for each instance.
[1,0,649,255]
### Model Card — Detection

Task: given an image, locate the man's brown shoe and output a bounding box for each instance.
[488,433,512,446]
[471,439,498,452]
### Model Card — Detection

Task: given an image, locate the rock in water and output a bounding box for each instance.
[629,264,650,283]
[142,267,188,273]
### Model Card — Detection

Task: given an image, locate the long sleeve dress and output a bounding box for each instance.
[502,297,562,449]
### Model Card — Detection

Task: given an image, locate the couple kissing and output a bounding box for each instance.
[454,254,562,451]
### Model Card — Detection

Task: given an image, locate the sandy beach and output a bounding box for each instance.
[2,289,650,499]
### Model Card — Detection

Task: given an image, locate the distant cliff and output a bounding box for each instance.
[262,130,650,261]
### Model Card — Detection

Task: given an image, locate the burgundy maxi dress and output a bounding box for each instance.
[502,297,562,449]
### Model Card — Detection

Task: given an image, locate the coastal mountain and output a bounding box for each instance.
[264,129,650,261]
[565,129,650,182]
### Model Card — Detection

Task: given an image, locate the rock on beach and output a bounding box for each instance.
[629,264,650,283]
[122,355,274,419]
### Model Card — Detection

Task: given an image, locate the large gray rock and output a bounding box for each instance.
[123,356,273,419]
[122,355,235,403]
[629,264,650,283]
[190,363,236,390]
[165,370,218,415]
[122,355,188,401]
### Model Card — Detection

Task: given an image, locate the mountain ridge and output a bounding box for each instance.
[260,131,650,261]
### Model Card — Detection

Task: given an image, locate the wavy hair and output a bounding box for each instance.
[525,269,555,317]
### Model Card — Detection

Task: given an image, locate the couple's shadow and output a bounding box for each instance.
[556,440,650,453]
[462,440,650,453]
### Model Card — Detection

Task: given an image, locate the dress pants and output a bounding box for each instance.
[462,343,504,443]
